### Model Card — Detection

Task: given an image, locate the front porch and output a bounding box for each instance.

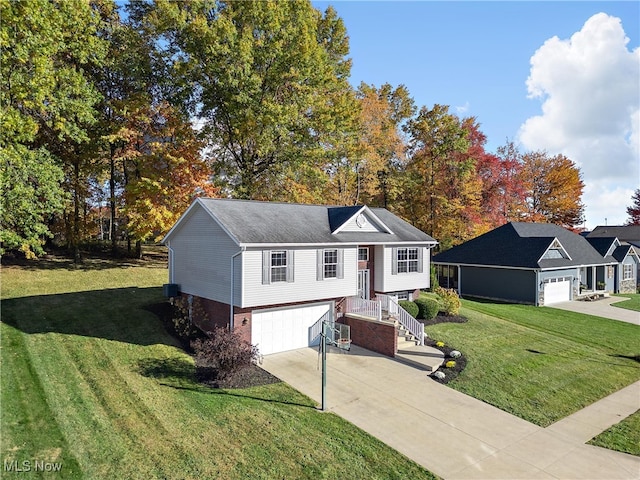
[338,295,444,372]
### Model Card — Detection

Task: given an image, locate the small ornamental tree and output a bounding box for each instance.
[438,288,461,316]
[192,327,260,382]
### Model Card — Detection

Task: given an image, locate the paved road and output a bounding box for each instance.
[262,346,640,479]
[552,297,640,325]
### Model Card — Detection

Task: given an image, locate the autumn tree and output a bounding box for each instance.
[626,189,640,225]
[0,0,107,258]
[121,102,217,257]
[400,105,471,249]
[355,83,415,208]
[150,0,359,201]
[519,151,585,228]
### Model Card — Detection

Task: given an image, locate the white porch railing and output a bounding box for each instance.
[344,296,382,322]
[376,293,398,316]
[310,309,333,345]
[379,294,424,346]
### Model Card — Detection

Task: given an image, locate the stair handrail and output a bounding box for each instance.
[310,309,333,344]
[387,295,424,346]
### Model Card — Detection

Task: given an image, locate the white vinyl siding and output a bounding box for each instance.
[169,205,241,304]
[339,212,387,233]
[243,247,357,308]
[375,245,430,293]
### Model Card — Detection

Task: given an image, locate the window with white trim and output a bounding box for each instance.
[397,247,419,273]
[271,250,288,283]
[358,247,369,261]
[623,264,634,280]
[324,249,338,278]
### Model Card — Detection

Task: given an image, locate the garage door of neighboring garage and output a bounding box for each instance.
[543,277,571,305]
[251,302,332,355]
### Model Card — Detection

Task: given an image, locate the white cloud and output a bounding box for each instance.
[518,13,639,228]
[455,101,470,114]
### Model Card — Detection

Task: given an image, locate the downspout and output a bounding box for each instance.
[230,248,244,331]
[535,270,540,306]
[167,241,174,283]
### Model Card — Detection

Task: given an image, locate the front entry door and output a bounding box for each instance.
[357,269,370,300]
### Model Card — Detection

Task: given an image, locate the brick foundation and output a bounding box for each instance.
[339,315,397,357]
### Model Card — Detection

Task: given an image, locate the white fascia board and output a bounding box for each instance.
[432,261,537,272]
[238,240,437,248]
[537,237,572,263]
[161,198,241,247]
[331,205,394,235]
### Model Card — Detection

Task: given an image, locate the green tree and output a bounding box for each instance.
[0,0,107,257]
[150,0,358,200]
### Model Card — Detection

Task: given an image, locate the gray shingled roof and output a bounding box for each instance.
[588,226,640,242]
[433,222,611,269]
[172,198,436,245]
[585,237,617,257]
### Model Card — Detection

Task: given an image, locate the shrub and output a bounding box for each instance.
[414,297,439,320]
[191,326,260,382]
[430,265,439,292]
[445,360,456,369]
[398,300,419,318]
[438,288,461,316]
[171,296,208,347]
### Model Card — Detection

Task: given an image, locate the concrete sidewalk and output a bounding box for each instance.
[552,297,640,325]
[262,346,640,479]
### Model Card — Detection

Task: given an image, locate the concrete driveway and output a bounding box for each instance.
[261,346,640,479]
[551,297,640,325]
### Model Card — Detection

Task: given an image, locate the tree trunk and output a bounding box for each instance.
[109,144,117,256]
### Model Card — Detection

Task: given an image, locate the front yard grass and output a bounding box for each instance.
[588,409,640,456]
[611,293,640,312]
[424,299,640,427]
[1,256,436,479]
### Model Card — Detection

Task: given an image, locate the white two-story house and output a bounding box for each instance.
[162,198,437,355]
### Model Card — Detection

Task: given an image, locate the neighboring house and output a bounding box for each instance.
[162,198,437,355]
[432,222,621,306]
[585,237,639,293]
[587,225,640,283]
[587,225,640,248]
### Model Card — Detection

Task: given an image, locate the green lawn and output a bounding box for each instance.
[1,256,435,479]
[424,299,640,427]
[611,293,640,312]
[588,409,640,456]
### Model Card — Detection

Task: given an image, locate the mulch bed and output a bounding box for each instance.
[423,314,469,384]
[198,365,281,389]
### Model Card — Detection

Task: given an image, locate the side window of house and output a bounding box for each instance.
[271,250,287,282]
[396,247,420,273]
[324,249,338,278]
[262,250,294,284]
[317,248,344,280]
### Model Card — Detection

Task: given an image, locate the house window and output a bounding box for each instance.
[324,249,338,278]
[607,266,614,279]
[397,247,419,273]
[623,264,634,280]
[263,250,294,284]
[358,247,369,261]
[317,248,343,280]
[271,250,288,283]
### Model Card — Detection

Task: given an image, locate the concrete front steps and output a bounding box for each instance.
[395,326,444,372]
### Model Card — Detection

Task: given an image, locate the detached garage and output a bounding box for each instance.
[251,302,332,355]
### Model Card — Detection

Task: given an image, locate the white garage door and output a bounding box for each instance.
[251,302,332,355]
[543,278,571,305]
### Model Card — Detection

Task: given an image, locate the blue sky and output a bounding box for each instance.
[314,1,639,228]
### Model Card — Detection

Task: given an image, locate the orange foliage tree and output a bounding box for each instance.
[120,103,217,253]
